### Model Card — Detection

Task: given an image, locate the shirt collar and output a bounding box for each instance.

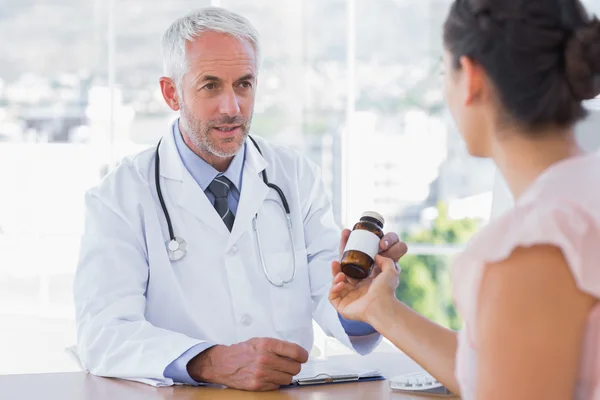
[172,119,245,193]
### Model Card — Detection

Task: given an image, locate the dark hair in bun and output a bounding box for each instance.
[565,19,600,101]
[444,0,600,132]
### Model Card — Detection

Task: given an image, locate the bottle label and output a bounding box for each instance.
[344,230,380,259]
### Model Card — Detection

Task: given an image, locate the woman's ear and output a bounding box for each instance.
[459,55,486,106]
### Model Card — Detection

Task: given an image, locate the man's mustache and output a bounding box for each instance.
[208,116,250,127]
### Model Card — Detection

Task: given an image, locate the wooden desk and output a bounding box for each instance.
[0,371,454,399]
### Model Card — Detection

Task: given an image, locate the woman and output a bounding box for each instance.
[330,1,600,399]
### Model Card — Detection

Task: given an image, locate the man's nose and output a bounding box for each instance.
[218,88,241,116]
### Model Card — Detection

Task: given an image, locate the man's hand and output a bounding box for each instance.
[339,229,408,263]
[187,337,309,391]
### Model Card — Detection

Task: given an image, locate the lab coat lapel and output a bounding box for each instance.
[158,126,230,237]
[227,138,269,249]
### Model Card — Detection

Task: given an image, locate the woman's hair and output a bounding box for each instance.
[444,0,600,131]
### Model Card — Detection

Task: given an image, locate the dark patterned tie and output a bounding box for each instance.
[207,176,235,231]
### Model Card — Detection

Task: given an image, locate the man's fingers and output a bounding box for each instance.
[247,379,279,392]
[269,354,303,377]
[339,229,351,259]
[269,339,309,364]
[379,232,399,251]
[263,369,296,387]
[379,237,408,261]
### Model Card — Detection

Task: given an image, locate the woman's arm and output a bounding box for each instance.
[476,245,596,400]
[329,255,460,395]
[367,297,460,395]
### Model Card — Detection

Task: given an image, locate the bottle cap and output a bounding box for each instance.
[361,211,385,226]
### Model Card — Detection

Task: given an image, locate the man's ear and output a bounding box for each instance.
[159,77,180,111]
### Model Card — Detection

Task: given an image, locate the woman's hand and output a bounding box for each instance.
[329,254,400,324]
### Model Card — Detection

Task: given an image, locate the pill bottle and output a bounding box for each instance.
[340,211,385,279]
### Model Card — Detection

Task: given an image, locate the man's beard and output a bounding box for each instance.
[179,102,251,158]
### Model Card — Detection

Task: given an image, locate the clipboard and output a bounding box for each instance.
[290,373,385,387]
[283,358,385,388]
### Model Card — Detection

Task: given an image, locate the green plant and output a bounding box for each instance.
[396,202,480,330]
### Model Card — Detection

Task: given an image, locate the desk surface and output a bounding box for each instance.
[0,371,455,400]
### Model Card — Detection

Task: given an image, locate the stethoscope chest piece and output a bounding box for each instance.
[167,237,187,261]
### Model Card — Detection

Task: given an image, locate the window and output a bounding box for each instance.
[0,1,105,374]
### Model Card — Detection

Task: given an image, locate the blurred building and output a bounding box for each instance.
[341,110,448,233]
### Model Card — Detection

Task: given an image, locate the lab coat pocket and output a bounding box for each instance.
[265,249,312,331]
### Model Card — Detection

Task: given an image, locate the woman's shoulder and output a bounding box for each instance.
[452,152,600,322]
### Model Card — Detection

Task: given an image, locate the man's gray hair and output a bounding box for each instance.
[161,7,261,93]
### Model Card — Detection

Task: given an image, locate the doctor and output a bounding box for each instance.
[73,7,407,392]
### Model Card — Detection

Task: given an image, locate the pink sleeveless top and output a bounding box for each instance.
[452,151,600,400]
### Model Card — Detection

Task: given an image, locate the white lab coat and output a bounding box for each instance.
[73,130,380,386]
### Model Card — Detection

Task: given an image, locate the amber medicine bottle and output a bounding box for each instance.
[340,211,385,279]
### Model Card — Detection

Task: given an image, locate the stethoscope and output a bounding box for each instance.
[154,135,297,287]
